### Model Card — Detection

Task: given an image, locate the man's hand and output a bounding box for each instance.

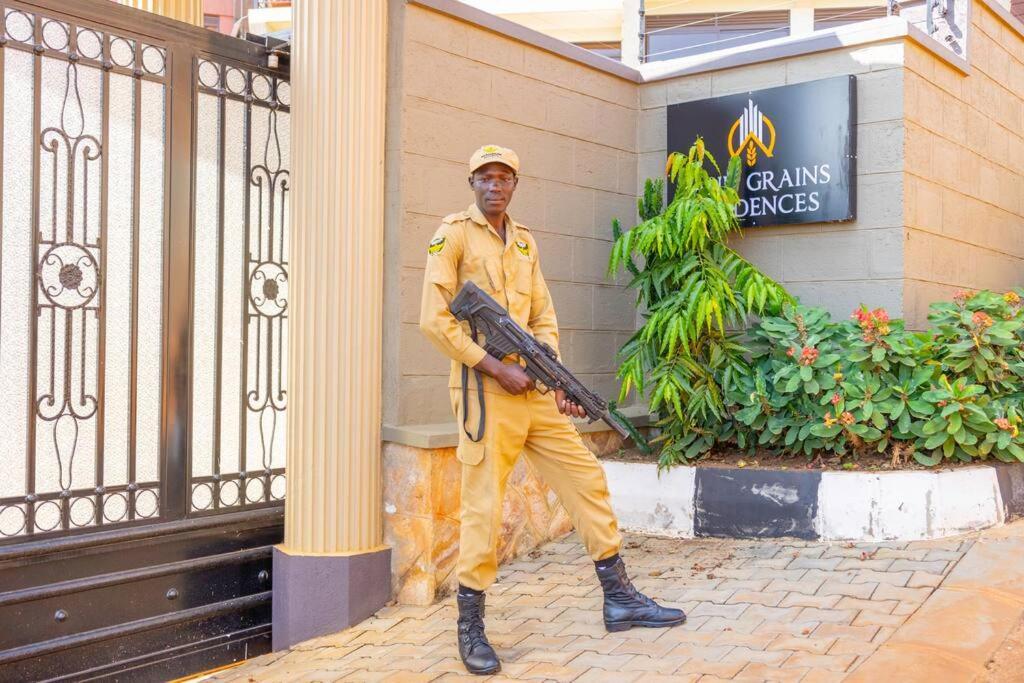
[475,354,535,395]
[555,388,588,419]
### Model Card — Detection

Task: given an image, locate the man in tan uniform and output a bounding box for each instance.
[420,145,685,675]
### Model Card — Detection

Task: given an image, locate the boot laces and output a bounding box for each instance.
[458,600,491,652]
[463,620,489,651]
[607,565,658,608]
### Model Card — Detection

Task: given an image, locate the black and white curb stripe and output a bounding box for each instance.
[604,461,1024,542]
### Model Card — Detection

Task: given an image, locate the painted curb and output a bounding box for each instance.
[604,460,1024,542]
[601,461,695,538]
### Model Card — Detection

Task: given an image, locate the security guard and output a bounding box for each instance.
[420,145,685,675]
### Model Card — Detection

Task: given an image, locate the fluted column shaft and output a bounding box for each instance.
[284,0,388,555]
[117,0,203,26]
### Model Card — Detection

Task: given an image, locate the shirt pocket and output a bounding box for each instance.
[462,255,501,295]
[514,257,533,294]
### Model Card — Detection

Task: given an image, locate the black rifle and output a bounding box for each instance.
[449,280,630,441]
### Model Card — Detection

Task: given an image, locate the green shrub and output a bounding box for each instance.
[665,288,1024,467]
[608,140,792,467]
[611,150,1024,469]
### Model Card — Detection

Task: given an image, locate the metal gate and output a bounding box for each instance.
[0,0,290,679]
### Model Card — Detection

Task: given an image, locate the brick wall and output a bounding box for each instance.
[902,0,1024,327]
[385,4,640,427]
[638,44,907,324]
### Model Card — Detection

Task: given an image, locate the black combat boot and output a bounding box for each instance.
[596,557,686,632]
[456,590,501,675]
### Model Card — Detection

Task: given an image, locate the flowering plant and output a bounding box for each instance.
[649,288,1024,466]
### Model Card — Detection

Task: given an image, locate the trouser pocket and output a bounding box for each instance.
[456,439,486,466]
[451,388,486,465]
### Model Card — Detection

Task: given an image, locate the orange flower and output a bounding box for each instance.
[972,311,994,329]
[824,412,838,427]
[799,347,819,366]
[953,290,974,306]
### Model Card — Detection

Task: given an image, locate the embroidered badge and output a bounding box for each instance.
[428,236,446,255]
[515,239,530,257]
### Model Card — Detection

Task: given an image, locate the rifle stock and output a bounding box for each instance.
[450,281,631,440]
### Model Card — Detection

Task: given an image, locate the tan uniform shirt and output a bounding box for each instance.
[419,203,559,392]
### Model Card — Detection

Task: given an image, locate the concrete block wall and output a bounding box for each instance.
[902,0,1024,327]
[385,0,1024,432]
[638,43,908,325]
[385,4,640,427]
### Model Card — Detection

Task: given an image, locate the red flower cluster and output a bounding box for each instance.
[799,347,819,366]
[830,392,842,406]
[953,290,975,306]
[852,306,891,342]
[839,411,856,426]
[995,418,1020,438]
[972,311,994,329]
[786,347,796,357]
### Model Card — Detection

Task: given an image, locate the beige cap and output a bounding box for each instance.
[469,144,520,175]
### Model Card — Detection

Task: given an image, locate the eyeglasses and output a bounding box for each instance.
[471,176,516,189]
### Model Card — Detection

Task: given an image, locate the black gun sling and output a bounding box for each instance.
[461,317,486,443]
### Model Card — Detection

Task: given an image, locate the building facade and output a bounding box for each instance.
[1,0,1023,679]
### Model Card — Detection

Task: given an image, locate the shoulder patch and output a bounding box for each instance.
[514,239,530,257]
[428,236,446,255]
[442,211,469,224]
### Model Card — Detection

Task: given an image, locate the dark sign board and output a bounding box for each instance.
[667,75,856,227]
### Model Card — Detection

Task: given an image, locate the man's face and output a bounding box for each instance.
[469,162,517,216]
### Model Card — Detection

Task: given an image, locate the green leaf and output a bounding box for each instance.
[908,400,935,416]
[800,365,813,382]
[810,423,842,438]
[924,432,949,450]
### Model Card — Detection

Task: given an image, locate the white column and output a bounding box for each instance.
[621,0,644,67]
[273,0,391,650]
[790,8,816,36]
[117,0,203,26]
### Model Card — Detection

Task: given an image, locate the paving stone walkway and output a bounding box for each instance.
[200,532,976,682]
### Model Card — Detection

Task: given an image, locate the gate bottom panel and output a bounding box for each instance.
[0,510,282,682]
[2,602,272,683]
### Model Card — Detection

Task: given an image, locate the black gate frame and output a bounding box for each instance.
[0,1,288,680]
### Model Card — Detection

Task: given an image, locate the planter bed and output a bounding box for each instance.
[602,458,1024,542]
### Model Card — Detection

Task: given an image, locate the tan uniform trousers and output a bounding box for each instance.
[451,385,622,591]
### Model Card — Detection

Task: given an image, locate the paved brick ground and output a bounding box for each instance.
[200,532,975,682]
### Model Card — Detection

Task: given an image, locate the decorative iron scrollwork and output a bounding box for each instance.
[0,6,168,540]
[190,58,289,514]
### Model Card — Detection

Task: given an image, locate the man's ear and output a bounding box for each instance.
[467,175,474,187]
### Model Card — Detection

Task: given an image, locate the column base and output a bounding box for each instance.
[272,545,391,650]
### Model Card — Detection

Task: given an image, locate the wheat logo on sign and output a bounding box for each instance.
[728,98,777,167]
